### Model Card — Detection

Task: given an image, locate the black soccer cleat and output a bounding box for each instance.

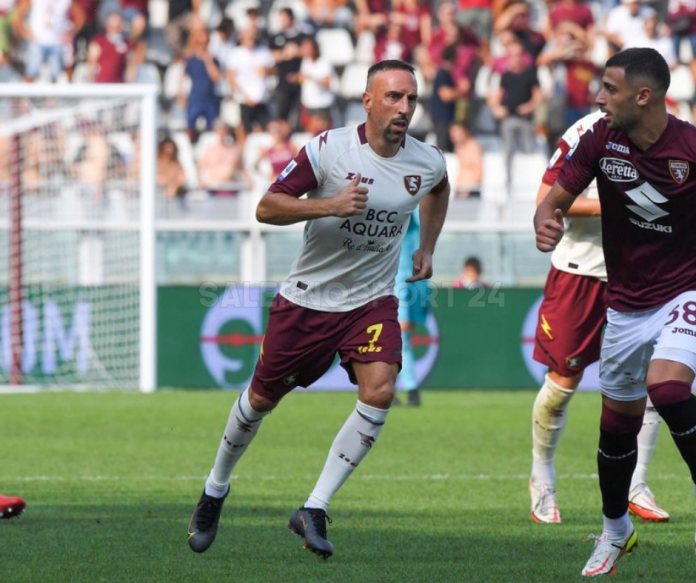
[187,488,229,553]
[288,507,334,558]
[408,389,421,407]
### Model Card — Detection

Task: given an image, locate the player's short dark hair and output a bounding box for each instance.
[464,256,481,273]
[366,60,416,90]
[605,48,670,94]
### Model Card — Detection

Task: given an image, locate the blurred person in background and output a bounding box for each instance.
[255,119,298,183]
[450,122,483,197]
[180,17,221,142]
[494,1,546,60]
[226,26,274,141]
[456,0,493,61]
[119,0,148,42]
[624,12,678,70]
[487,39,543,187]
[156,137,187,200]
[16,0,85,82]
[72,118,125,198]
[166,0,200,60]
[390,0,432,63]
[354,0,388,37]
[373,19,408,62]
[296,36,336,135]
[668,0,696,81]
[430,45,460,152]
[544,0,595,49]
[197,120,252,195]
[86,11,134,83]
[454,256,484,288]
[604,0,655,53]
[304,0,354,32]
[0,0,17,67]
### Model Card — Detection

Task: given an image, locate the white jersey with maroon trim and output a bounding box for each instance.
[268,123,448,312]
[543,110,607,281]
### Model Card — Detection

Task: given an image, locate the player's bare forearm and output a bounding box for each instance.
[536,182,600,217]
[256,192,336,225]
[419,185,450,255]
[534,183,575,252]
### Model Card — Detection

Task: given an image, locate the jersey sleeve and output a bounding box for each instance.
[267,133,327,197]
[429,145,449,194]
[556,127,601,197]
[542,139,572,186]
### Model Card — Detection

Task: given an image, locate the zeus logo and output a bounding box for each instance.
[625,182,669,222]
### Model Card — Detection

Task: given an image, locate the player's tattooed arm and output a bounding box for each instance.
[534,182,575,252]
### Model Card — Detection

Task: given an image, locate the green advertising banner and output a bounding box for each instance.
[157,286,549,390]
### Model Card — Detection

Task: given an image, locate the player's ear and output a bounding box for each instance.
[635,85,651,107]
[362,91,372,113]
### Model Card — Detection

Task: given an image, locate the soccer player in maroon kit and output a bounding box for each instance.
[535,47,696,576]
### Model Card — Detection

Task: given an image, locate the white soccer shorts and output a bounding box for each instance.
[600,291,696,401]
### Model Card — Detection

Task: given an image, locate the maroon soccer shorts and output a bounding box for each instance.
[250,294,402,402]
[533,266,608,377]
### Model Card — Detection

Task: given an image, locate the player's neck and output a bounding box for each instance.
[365,124,402,158]
[627,110,669,152]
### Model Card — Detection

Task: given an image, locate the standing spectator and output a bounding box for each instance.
[86,11,133,83]
[449,122,483,198]
[71,0,98,65]
[494,1,546,60]
[156,137,187,200]
[457,0,493,61]
[545,0,595,48]
[390,0,432,62]
[207,16,235,67]
[354,0,388,37]
[297,36,336,135]
[255,119,298,183]
[196,120,252,194]
[430,45,460,152]
[487,40,543,185]
[373,20,408,62]
[668,0,696,82]
[625,13,678,69]
[180,18,221,141]
[226,26,274,139]
[604,0,655,53]
[304,0,354,32]
[16,0,85,82]
[166,0,200,59]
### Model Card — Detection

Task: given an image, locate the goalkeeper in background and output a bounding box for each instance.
[395,207,428,407]
[0,493,25,519]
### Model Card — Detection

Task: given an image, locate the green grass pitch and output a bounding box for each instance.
[2,390,695,582]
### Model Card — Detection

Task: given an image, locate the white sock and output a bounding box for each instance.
[630,398,661,493]
[305,401,390,510]
[603,512,632,540]
[204,388,269,498]
[531,374,575,486]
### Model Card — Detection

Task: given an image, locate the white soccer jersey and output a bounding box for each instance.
[543,110,607,281]
[268,123,448,312]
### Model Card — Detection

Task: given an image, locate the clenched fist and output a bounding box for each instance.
[536,209,565,252]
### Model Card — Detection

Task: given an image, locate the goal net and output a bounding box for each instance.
[0,85,157,392]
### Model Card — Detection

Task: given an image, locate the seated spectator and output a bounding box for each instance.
[450,122,483,198]
[156,137,187,199]
[453,256,485,288]
[487,39,543,185]
[86,11,133,83]
[72,119,124,198]
[604,0,655,54]
[255,119,298,183]
[197,120,251,195]
[296,36,336,135]
[180,17,221,141]
[226,26,275,140]
[17,0,85,82]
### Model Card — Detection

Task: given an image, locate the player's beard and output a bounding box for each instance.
[383,118,410,144]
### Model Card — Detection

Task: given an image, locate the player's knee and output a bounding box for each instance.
[600,402,644,435]
[361,381,395,410]
[248,387,278,413]
[647,380,692,408]
[548,369,582,390]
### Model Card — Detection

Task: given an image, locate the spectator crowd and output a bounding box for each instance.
[1,0,695,206]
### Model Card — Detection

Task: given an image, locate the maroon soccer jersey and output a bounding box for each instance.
[557,115,696,312]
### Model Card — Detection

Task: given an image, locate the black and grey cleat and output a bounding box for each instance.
[187,488,229,553]
[288,507,334,558]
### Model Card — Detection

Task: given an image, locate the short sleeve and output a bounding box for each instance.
[557,128,600,197]
[267,133,327,197]
[430,145,449,194]
[542,138,572,186]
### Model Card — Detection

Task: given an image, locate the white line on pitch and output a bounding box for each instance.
[5,473,692,482]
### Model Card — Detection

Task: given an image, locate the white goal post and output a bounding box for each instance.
[0,84,158,392]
